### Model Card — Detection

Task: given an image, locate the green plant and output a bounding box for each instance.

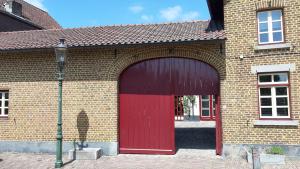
[183,96,196,117]
[267,146,284,155]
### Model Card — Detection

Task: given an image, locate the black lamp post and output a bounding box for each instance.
[54,38,67,168]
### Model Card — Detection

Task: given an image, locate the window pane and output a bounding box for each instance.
[276,87,287,96]
[258,11,268,22]
[272,21,282,31]
[202,95,209,99]
[202,110,209,116]
[4,108,8,115]
[276,97,288,106]
[261,98,272,106]
[259,75,272,83]
[261,108,272,116]
[5,93,8,99]
[277,108,288,116]
[272,10,282,20]
[259,23,268,32]
[273,32,283,42]
[260,88,271,96]
[0,93,2,98]
[213,110,215,116]
[274,74,288,82]
[202,101,209,108]
[5,101,8,107]
[260,33,269,43]
[0,101,2,107]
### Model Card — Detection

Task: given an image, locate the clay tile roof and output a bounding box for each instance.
[0,20,225,51]
[0,0,61,29]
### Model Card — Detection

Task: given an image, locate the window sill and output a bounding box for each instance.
[254,43,292,51]
[0,116,8,120]
[254,120,299,126]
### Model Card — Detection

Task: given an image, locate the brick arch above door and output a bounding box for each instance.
[107,46,226,81]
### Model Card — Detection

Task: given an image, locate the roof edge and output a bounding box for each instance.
[0,39,226,52]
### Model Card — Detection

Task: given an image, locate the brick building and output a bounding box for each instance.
[0,0,60,32]
[0,0,299,156]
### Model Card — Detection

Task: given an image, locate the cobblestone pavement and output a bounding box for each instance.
[1,152,300,169]
[0,151,248,169]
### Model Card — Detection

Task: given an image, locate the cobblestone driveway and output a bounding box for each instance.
[1,152,299,169]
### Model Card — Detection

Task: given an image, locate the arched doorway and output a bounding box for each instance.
[119,57,221,155]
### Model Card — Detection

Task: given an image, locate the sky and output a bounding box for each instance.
[24,0,210,28]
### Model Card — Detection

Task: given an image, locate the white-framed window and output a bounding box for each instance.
[200,95,216,120]
[0,91,9,117]
[257,10,284,44]
[201,95,210,117]
[258,73,290,118]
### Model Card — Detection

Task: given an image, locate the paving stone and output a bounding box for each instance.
[0,152,299,169]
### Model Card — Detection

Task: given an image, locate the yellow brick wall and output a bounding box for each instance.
[0,43,225,143]
[1,0,299,146]
[223,0,300,144]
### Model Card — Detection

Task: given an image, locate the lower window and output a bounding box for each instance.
[258,73,290,118]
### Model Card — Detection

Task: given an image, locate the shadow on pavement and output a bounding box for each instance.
[63,159,75,167]
[175,127,216,152]
[0,159,2,162]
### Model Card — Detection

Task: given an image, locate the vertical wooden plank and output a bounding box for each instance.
[215,95,222,155]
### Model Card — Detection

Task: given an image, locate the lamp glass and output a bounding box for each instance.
[55,47,67,64]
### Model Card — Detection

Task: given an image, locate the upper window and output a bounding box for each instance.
[0,91,9,117]
[258,73,290,119]
[257,10,284,44]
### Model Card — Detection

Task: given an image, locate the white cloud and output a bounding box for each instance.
[24,0,47,11]
[160,5,182,21]
[129,5,144,14]
[141,15,153,22]
[182,11,200,21]
[159,5,200,22]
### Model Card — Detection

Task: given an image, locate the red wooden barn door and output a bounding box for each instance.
[119,94,175,154]
[119,58,175,154]
[119,58,221,155]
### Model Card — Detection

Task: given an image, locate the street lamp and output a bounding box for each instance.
[54,38,67,168]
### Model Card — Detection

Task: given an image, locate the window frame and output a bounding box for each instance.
[200,95,216,121]
[257,9,285,45]
[0,91,9,117]
[257,73,291,119]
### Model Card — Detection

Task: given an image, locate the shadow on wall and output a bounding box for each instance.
[77,110,89,149]
[0,159,2,162]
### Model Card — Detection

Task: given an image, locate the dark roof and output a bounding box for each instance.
[0,9,43,30]
[0,20,225,51]
[207,0,224,23]
[0,0,61,29]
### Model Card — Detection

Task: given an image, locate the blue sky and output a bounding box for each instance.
[24,0,210,28]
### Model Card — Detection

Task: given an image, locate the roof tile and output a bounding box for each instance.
[0,20,225,50]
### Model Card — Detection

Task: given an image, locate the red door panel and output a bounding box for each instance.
[120,94,175,154]
[215,95,222,155]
